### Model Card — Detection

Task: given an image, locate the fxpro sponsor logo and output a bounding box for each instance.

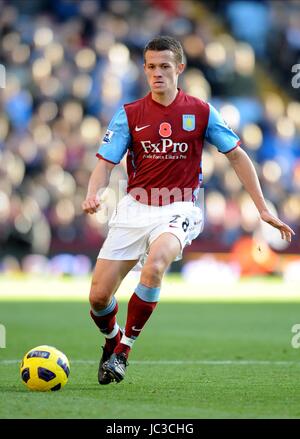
[141,138,188,159]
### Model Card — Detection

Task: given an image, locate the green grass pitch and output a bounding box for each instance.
[1,276,300,419]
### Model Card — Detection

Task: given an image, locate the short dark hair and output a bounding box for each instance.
[143,35,184,64]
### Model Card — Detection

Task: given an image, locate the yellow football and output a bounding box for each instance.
[20,345,70,391]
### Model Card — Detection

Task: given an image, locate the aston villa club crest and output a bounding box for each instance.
[159,122,172,137]
[182,115,195,131]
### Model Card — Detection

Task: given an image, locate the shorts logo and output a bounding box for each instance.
[159,122,172,138]
[182,115,195,131]
[103,129,114,143]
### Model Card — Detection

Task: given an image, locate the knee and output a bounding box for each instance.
[141,260,166,287]
[89,281,112,311]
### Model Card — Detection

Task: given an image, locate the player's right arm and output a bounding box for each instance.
[82,159,115,214]
[82,106,131,215]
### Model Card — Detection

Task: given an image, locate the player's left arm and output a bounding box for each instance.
[205,103,295,242]
[226,146,295,242]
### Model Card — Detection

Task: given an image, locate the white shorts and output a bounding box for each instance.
[98,194,203,267]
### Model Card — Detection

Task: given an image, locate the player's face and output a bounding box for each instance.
[144,50,185,95]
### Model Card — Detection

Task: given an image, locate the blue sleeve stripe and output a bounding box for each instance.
[205,103,240,154]
[97,106,130,164]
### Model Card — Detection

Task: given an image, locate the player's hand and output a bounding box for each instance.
[260,210,295,242]
[82,195,101,214]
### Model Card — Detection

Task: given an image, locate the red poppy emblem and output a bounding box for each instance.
[159,122,172,138]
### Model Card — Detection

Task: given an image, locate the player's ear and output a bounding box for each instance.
[177,63,185,75]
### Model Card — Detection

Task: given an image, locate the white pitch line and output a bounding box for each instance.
[1,359,299,366]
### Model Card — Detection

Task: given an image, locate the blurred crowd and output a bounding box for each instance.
[208,0,300,98]
[0,0,299,275]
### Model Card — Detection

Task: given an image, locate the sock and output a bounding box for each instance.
[90,296,121,353]
[114,284,160,358]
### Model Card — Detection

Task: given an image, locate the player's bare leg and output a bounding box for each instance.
[103,233,181,383]
[90,258,138,310]
[140,232,181,287]
[89,258,138,384]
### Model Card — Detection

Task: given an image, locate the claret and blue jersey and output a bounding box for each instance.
[97,89,240,206]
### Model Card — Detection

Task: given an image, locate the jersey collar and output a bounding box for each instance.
[147,88,183,110]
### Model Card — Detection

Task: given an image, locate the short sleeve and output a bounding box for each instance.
[97,106,131,164]
[205,103,241,153]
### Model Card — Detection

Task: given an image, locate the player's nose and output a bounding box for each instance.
[153,68,162,77]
